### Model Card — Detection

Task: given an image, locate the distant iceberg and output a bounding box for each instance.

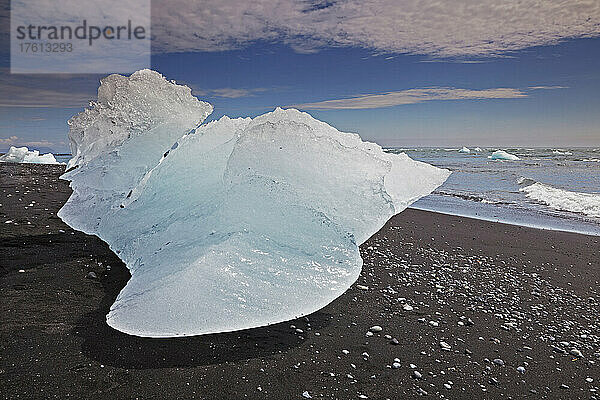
[0,146,59,164]
[458,147,470,153]
[489,150,520,161]
[552,150,572,156]
[473,147,483,152]
[519,178,600,218]
[58,69,450,337]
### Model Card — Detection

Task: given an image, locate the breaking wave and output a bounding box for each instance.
[518,177,600,218]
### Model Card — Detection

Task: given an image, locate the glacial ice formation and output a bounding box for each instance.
[489,150,520,160]
[0,146,59,164]
[458,147,470,153]
[58,69,450,337]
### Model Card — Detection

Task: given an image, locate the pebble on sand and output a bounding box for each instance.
[85,271,98,280]
[570,348,583,357]
[440,341,451,351]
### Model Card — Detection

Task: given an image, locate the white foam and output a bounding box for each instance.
[0,146,60,164]
[552,150,572,155]
[519,180,600,218]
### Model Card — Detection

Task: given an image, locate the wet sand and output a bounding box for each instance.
[1,163,599,399]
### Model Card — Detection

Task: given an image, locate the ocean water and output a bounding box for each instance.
[384,147,600,236]
[55,154,72,164]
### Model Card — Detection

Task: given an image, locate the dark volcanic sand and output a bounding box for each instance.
[1,163,599,399]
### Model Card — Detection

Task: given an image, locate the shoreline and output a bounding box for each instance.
[1,163,599,399]
[409,205,600,238]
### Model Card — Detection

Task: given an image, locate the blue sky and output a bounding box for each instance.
[1,0,600,152]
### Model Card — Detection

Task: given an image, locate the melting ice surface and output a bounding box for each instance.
[58,70,450,337]
[0,146,60,164]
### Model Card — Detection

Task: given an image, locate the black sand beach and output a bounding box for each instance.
[1,163,599,399]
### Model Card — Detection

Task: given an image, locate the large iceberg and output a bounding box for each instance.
[58,69,450,337]
[0,146,59,164]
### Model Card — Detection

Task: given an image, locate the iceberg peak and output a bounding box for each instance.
[66,69,213,170]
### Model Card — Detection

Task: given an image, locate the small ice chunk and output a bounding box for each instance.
[489,150,520,160]
[0,146,60,164]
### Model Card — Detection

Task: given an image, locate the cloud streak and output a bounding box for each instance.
[192,86,268,99]
[0,136,19,145]
[0,135,59,149]
[151,0,600,58]
[0,71,100,108]
[294,86,565,110]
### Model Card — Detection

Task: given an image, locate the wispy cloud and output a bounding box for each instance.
[0,135,58,148]
[151,0,600,58]
[0,136,19,145]
[192,86,268,99]
[527,85,568,90]
[0,71,99,108]
[0,85,94,108]
[294,86,565,110]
